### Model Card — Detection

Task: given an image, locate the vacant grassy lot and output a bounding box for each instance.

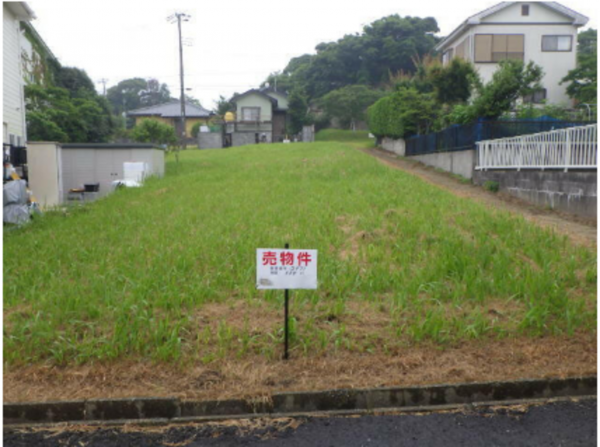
[3,137,596,399]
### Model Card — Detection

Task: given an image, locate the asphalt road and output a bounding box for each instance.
[4,398,596,447]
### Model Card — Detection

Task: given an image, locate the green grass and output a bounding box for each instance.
[3,141,596,366]
[316,129,373,145]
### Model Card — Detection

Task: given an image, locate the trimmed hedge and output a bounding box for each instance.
[368,88,436,139]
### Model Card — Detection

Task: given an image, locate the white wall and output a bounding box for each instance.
[3,5,27,144]
[441,3,581,105]
[27,142,62,208]
[468,24,577,105]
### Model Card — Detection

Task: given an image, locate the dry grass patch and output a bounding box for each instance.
[4,332,595,403]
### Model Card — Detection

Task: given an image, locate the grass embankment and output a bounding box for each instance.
[3,142,596,370]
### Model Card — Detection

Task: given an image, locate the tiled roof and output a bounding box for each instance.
[127,100,212,118]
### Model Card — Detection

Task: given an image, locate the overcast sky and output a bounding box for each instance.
[28,0,597,111]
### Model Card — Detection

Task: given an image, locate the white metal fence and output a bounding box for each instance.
[476,124,597,171]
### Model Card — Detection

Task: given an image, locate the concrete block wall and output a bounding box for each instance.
[408,150,476,180]
[474,170,597,219]
[231,132,272,147]
[198,133,223,150]
[381,138,406,156]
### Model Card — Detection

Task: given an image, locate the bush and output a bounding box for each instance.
[483,181,500,193]
[191,122,202,138]
[131,119,178,146]
[368,87,437,139]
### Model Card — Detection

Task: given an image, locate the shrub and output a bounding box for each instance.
[368,87,437,139]
[131,119,178,146]
[483,181,500,193]
[191,122,202,138]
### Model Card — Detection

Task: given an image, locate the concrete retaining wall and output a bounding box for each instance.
[409,150,476,180]
[381,138,406,156]
[474,170,597,219]
[232,132,272,147]
[198,133,223,150]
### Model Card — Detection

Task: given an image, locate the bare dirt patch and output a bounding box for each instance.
[361,147,597,248]
[4,333,595,403]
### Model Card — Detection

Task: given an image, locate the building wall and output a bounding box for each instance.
[469,23,577,104]
[483,2,572,24]
[185,117,209,137]
[441,3,581,105]
[266,91,289,110]
[235,93,273,122]
[3,5,27,144]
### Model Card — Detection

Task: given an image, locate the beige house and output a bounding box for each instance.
[435,1,589,105]
[228,88,289,146]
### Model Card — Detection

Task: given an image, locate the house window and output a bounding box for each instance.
[241,107,260,121]
[521,4,529,16]
[475,34,524,62]
[523,88,547,104]
[542,35,573,52]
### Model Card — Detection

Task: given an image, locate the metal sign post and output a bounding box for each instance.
[256,245,318,361]
[284,243,290,360]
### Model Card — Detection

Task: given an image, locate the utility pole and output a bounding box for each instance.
[168,12,191,156]
[98,78,108,95]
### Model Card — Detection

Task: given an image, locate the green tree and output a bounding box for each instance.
[561,29,597,105]
[25,84,116,143]
[287,88,310,135]
[55,66,96,97]
[106,78,171,116]
[261,15,439,100]
[471,60,543,120]
[130,119,177,146]
[428,58,479,105]
[320,85,384,130]
[214,95,235,116]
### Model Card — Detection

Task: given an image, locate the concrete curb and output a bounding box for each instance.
[4,376,596,426]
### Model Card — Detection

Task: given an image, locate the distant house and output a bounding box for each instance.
[435,1,589,105]
[228,88,289,146]
[127,100,213,141]
[3,1,36,147]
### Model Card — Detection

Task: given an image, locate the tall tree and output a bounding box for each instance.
[55,66,96,97]
[261,15,439,100]
[320,85,384,130]
[106,78,171,116]
[287,88,310,135]
[25,84,116,143]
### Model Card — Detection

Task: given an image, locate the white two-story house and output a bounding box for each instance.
[3,2,36,147]
[435,2,589,105]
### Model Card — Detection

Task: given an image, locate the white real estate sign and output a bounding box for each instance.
[256,248,318,290]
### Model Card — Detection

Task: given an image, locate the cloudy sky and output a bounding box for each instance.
[28,0,597,111]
